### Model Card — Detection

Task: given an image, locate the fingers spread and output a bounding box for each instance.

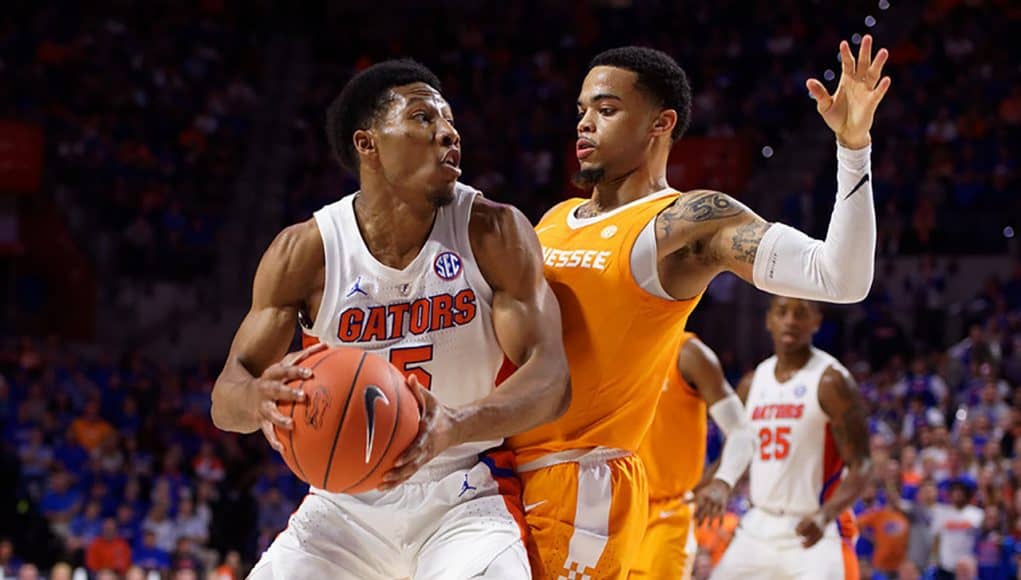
[868,48,889,84]
[261,401,294,429]
[289,342,327,365]
[873,76,892,103]
[261,422,284,453]
[840,40,855,78]
[858,34,873,74]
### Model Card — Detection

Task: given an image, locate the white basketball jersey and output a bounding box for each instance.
[305,183,504,480]
[746,347,851,515]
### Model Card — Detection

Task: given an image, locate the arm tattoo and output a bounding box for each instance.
[657,191,743,239]
[730,221,770,264]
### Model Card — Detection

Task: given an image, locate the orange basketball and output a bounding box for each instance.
[275,346,420,494]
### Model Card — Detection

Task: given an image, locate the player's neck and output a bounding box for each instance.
[774,347,813,376]
[353,185,436,269]
[589,166,669,212]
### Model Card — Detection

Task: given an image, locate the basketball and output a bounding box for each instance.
[275,346,420,494]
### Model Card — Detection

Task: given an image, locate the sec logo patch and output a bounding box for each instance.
[434,251,463,280]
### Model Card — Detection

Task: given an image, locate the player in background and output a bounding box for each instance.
[712,297,871,579]
[629,332,755,579]
[515,35,890,578]
[210,60,570,579]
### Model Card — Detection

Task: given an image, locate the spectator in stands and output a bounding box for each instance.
[170,537,202,574]
[15,563,38,580]
[67,499,104,553]
[68,399,114,452]
[142,504,176,554]
[904,479,939,576]
[0,539,21,579]
[174,497,208,546]
[132,530,170,575]
[85,518,131,574]
[931,480,984,580]
[39,470,82,539]
[212,550,242,580]
[859,461,912,577]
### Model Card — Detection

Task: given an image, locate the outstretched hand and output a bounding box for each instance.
[806,35,891,149]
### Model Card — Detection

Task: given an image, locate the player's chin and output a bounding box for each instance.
[427,179,457,208]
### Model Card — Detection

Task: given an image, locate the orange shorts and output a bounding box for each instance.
[518,449,648,580]
[629,495,696,579]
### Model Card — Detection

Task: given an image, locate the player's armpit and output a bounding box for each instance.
[816,366,873,521]
[212,220,324,433]
[453,199,570,441]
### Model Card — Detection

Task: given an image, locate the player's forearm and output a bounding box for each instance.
[752,143,875,303]
[820,459,873,521]
[211,356,259,433]
[709,395,755,487]
[451,355,570,443]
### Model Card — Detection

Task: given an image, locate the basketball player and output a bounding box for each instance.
[210,60,570,579]
[629,332,755,579]
[513,36,889,578]
[712,297,871,579]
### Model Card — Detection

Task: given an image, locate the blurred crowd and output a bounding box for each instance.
[1,1,264,282]
[2,0,1019,578]
[0,336,304,579]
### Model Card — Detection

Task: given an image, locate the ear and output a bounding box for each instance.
[353,128,377,165]
[651,109,678,138]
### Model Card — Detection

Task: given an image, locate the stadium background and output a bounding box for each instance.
[1,0,1018,578]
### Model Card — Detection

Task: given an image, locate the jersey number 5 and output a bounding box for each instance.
[759,426,791,461]
[389,345,434,390]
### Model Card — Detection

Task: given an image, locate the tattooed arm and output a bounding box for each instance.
[794,366,872,547]
[655,164,875,303]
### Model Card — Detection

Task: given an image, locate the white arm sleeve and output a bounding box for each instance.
[708,394,755,488]
[752,143,875,303]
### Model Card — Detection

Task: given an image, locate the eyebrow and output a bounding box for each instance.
[577,93,622,107]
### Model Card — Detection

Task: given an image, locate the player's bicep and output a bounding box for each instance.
[228,222,319,376]
[818,367,870,466]
[680,338,733,406]
[712,213,773,284]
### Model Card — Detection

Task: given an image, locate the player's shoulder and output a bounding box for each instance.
[263,219,324,278]
[536,198,586,227]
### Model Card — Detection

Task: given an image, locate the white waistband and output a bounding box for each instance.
[516,447,631,473]
[751,505,816,519]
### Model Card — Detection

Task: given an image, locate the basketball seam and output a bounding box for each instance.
[321,351,367,490]
[342,368,404,493]
[287,351,338,484]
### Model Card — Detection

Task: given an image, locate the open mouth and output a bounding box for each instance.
[576,139,596,159]
[441,149,461,169]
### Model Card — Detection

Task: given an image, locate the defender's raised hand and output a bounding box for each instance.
[806,34,891,149]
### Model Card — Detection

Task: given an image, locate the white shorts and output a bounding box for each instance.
[711,508,858,580]
[250,453,530,579]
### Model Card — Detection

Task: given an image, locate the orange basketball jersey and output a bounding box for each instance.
[509,191,701,464]
[638,331,707,500]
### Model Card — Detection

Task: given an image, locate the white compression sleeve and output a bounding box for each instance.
[708,395,755,488]
[752,143,875,303]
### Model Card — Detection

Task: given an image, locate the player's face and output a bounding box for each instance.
[573,66,663,187]
[766,297,821,352]
[370,83,461,206]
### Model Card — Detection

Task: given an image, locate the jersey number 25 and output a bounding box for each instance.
[758,426,791,461]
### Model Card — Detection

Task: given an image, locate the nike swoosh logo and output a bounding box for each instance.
[363,385,390,463]
[524,500,547,512]
[843,174,870,200]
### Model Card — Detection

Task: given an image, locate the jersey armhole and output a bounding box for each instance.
[307,209,340,340]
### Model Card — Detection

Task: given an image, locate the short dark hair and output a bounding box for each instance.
[589,46,692,141]
[325,59,442,173]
